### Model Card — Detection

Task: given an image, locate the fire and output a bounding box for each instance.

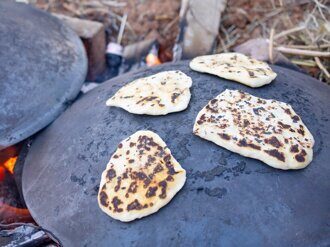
[0,145,33,224]
[146,53,161,66]
[3,156,17,174]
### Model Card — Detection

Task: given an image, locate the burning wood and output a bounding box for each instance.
[0,203,33,224]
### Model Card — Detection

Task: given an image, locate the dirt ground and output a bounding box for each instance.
[34,0,180,62]
[34,0,329,83]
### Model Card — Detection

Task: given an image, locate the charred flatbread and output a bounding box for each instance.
[98,130,186,222]
[106,70,192,115]
[189,53,277,87]
[193,90,314,170]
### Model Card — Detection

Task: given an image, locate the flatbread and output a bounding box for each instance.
[106,70,192,115]
[98,130,186,222]
[189,53,277,87]
[193,90,314,170]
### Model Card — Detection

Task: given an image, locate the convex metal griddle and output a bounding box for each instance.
[23,61,330,246]
[0,1,87,149]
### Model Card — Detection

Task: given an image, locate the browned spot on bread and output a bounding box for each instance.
[253,107,265,116]
[171,92,181,103]
[164,154,171,162]
[166,164,177,176]
[197,114,206,125]
[106,169,116,181]
[290,144,299,153]
[264,149,285,162]
[248,71,256,78]
[158,180,167,199]
[143,177,152,188]
[278,121,291,129]
[206,104,218,113]
[128,159,135,163]
[145,155,156,167]
[284,108,292,115]
[112,196,123,212]
[295,149,307,162]
[136,96,158,105]
[218,133,231,140]
[127,181,137,194]
[118,143,123,149]
[122,171,129,179]
[238,139,261,150]
[218,124,228,129]
[265,136,282,148]
[153,164,164,174]
[114,177,122,192]
[129,142,135,147]
[163,156,177,176]
[135,171,147,180]
[99,191,109,207]
[297,125,305,136]
[113,155,119,159]
[210,99,218,104]
[292,115,300,123]
[243,119,250,127]
[146,186,158,198]
[166,175,174,182]
[137,135,158,151]
[257,98,266,104]
[127,199,148,211]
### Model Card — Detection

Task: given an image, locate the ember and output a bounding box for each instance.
[3,157,17,175]
[0,144,32,224]
[0,144,58,246]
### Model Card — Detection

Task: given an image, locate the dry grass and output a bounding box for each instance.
[32,0,329,83]
[218,0,330,83]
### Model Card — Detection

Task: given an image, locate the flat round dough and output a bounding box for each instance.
[193,89,314,170]
[106,70,192,115]
[98,130,186,222]
[189,53,277,87]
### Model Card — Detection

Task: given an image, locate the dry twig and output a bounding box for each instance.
[269,28,275,63]
[315,57,330,78]
[274,26,306,40]
[276,46,330,57]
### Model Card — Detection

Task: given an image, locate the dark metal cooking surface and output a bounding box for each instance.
[23,61,330,246]
[0,1,87,149]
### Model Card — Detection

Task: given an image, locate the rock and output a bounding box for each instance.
[53,14,106,81]
[179,0,226,59]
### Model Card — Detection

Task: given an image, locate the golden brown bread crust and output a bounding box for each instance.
[193,90,314,169]
[98,130,186,222]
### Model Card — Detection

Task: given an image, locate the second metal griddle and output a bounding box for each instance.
[22,61,330,246]
[0,1,87,149]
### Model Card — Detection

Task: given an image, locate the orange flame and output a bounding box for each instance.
[146,53,161,66]
[3,156,17,174]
